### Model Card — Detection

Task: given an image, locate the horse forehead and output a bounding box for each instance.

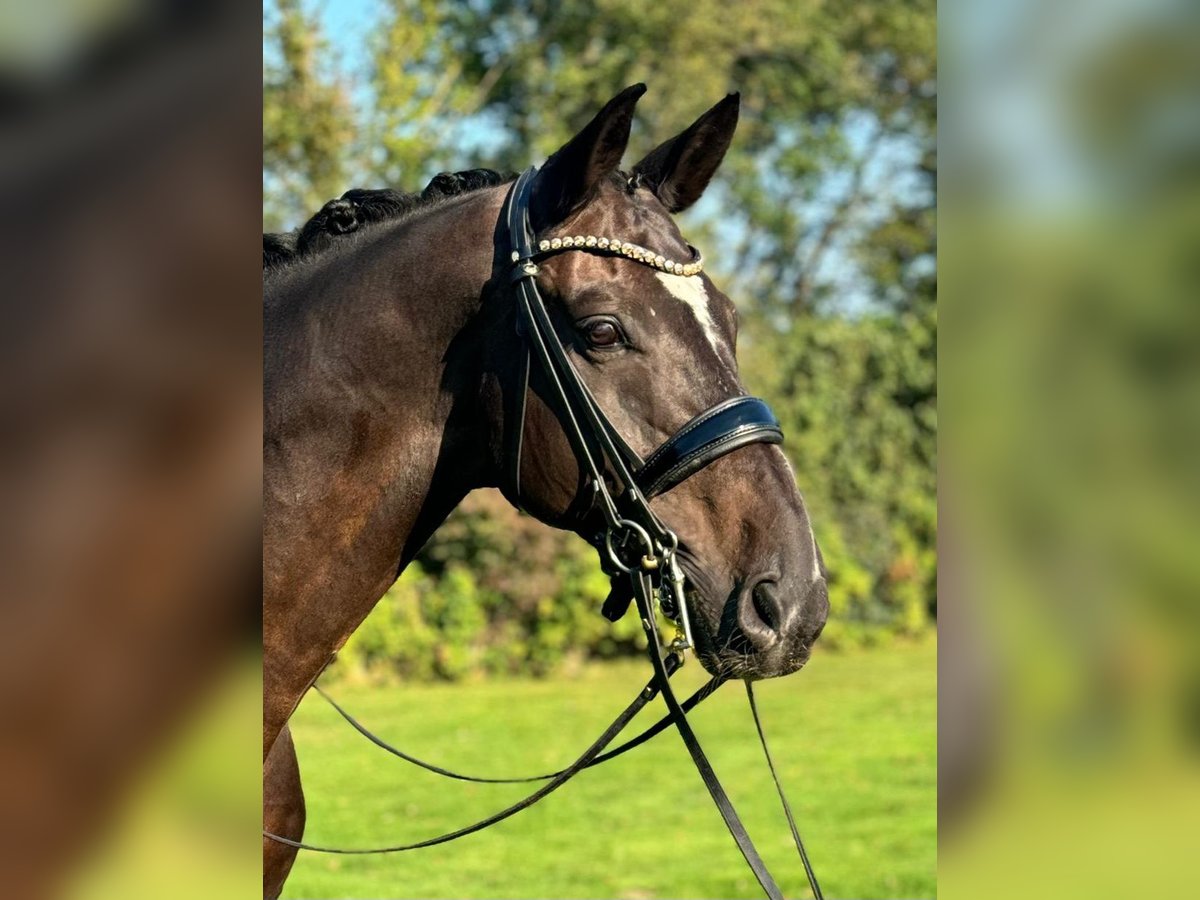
[583,187,686,245]
[653,271,722,353]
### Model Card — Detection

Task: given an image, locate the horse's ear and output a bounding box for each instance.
[529,83,646,233]
[632,92,739,213]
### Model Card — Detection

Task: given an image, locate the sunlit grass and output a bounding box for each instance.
[284,638,936,899]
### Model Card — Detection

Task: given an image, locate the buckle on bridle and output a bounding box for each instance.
[603,521,696,654]
[509,254,539,282]
[661,550,695,653]
[604,519,656,575]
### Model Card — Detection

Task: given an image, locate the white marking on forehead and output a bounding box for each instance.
[655,272,720,352]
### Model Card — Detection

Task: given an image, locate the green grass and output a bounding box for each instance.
[283,638,936,899]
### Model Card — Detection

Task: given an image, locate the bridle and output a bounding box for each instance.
[502,166,784,651]
[264,167,824,900]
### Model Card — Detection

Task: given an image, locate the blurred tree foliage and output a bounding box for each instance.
[337,492,646,683]
[263,0,936,679]
[263,0,355,227]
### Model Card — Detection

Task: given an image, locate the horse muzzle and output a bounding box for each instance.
[688,573,829,681]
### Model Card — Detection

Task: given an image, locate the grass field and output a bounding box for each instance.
[283,637,936,899]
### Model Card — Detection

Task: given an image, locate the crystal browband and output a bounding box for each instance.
[535,235,703,277]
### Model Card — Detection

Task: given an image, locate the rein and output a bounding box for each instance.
[311,674,726,784]
[264,167,824,899]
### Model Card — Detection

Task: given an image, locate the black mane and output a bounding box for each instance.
[263,231,298,269]
[264,169,514,272]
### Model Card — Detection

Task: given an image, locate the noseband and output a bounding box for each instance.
[265,167,823,900]
[502,166,783,649]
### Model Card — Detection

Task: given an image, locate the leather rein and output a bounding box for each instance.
[264,168,824,900]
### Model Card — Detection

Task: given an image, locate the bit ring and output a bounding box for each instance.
[605,519,656,574]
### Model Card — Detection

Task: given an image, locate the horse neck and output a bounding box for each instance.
[263,188,508,613]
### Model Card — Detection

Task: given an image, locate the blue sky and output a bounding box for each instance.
[318,0,380,32]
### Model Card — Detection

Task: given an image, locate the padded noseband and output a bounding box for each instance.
[635,396,782,499]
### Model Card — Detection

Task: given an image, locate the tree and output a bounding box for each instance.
[263,0,355,230]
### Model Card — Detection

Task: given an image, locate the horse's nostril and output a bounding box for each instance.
[738,578,784,651]
[751,581,783,632]
[737,577,828,655]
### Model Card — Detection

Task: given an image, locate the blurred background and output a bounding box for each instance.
[939,1,1199,898]
[263,1,936,897]
[0,4,261,900]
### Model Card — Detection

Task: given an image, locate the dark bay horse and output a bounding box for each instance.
[263,85,828,898]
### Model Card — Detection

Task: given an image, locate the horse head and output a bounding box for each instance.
[483,86,828,680]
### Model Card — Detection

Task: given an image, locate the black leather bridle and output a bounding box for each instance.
[502,166,784,650]
[264,168,824,900]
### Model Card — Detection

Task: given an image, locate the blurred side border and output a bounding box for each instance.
[940,0,1199,897]
[0,4,261,899]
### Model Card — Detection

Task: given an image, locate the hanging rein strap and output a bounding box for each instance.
[298,629,823,898]
[311,674,725,784]
[263,655,683,854]
[272,643,823,898]
[626,568,811,900]
[748,680,825,900]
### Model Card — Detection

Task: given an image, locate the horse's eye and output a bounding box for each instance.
[584,318,624,348]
